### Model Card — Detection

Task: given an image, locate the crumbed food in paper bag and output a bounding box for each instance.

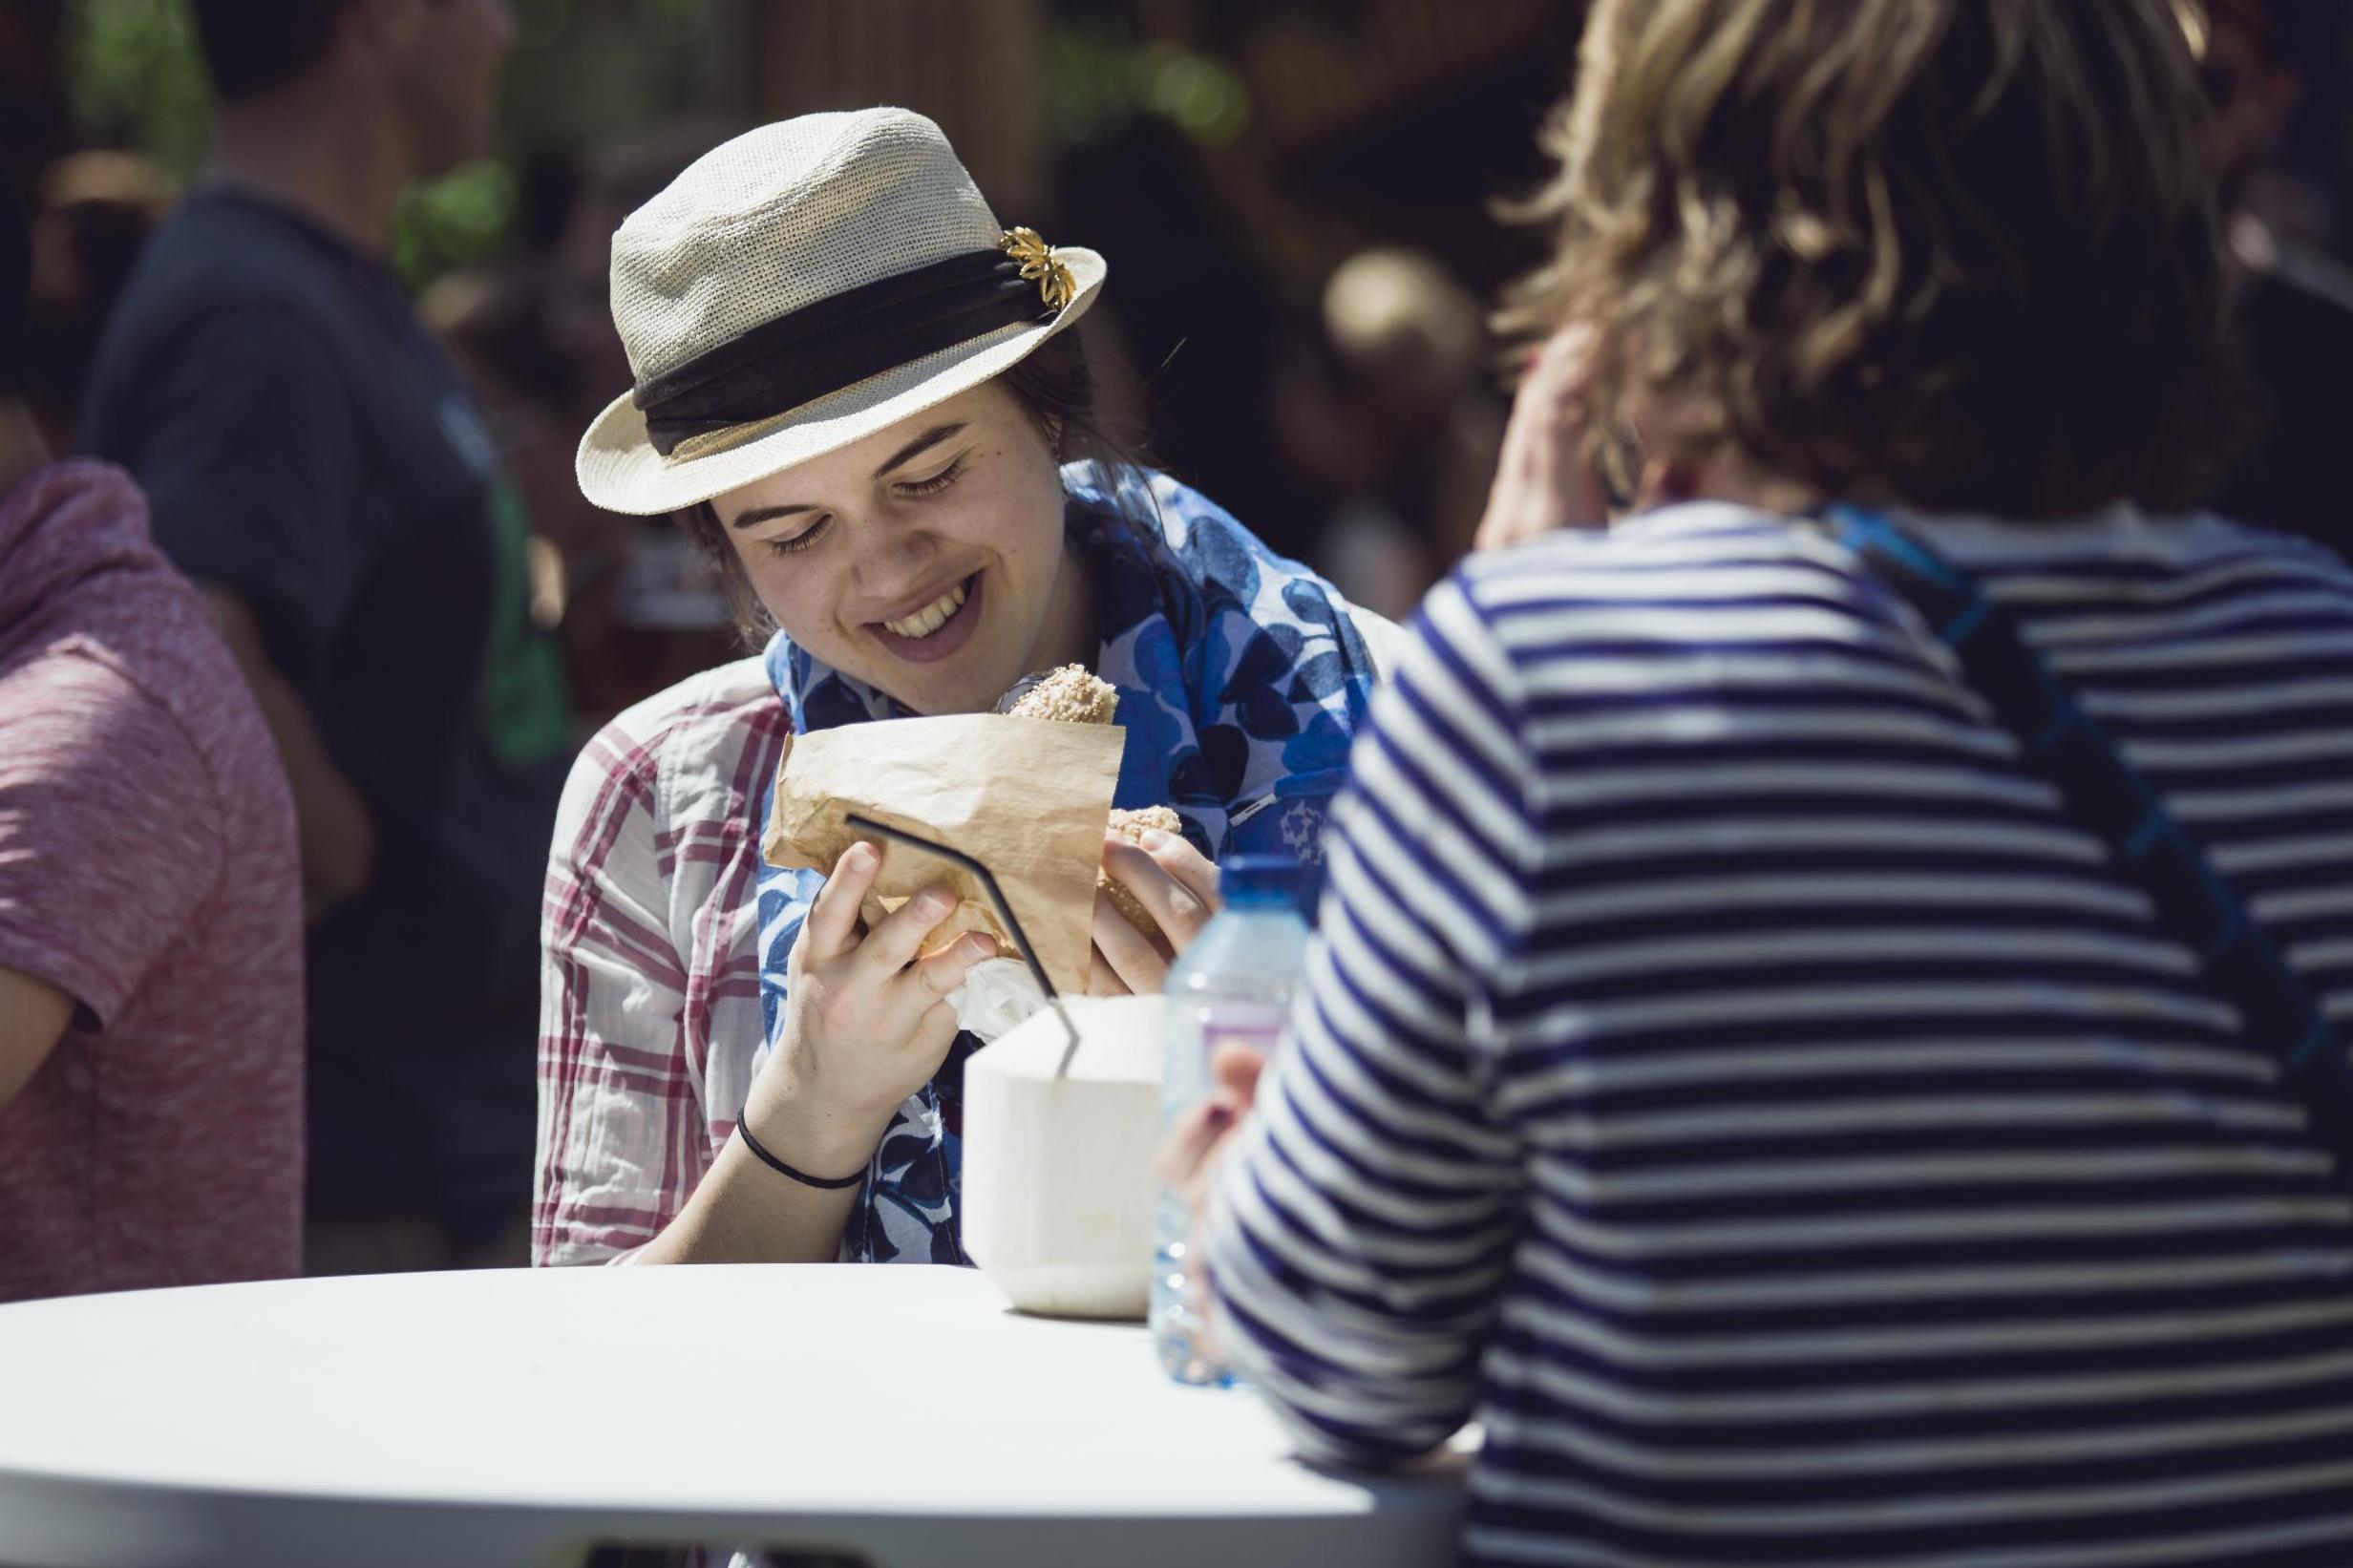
[1006,663,1120,725]
[1007,667,1184,945]
[761,713,1125,993]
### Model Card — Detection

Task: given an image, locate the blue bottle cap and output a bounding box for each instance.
[1221,854,1305,909]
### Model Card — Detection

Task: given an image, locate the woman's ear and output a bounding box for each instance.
[1643,442,1820,514]
[1637,454,1701,511]
[1041,414,1066,458]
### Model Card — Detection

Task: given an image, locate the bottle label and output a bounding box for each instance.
[1201,1004,1284,1060]
[1167,998,1290,1116]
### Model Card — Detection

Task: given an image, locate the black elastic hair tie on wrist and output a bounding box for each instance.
[736,1118,867,1190]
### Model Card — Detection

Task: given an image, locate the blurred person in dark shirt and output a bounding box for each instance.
[81,0,572,1274]
[2199,0,2353,556]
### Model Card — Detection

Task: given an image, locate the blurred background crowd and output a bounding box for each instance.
[11,0,2353,694]
[11,0,1582,720]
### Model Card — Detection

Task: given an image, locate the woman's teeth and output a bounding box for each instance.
[881,578,969,640]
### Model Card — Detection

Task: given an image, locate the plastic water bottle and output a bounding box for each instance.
[1154,854,1311,1387]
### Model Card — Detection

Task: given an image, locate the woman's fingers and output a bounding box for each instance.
[854,932,997,1052]
[1103,835,1217,954]
[1091,888,1172,994]
[908,932,999,1001]
[1086,940,1136,997]
[1158,1045,1269,1189]
[1210,1041,1268,1105]
[801,841,880,962]
[1138,828,1221,911]
[906,997,966,1062]
[1473,325,1608,551]
[1155,1096,1239,1189]
[853,882,969,982]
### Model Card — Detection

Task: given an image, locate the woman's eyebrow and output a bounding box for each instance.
[871,422,967,479]
[730,503,815,530]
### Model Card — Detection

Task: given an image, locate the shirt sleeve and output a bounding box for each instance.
[1205,575,1534,1467]
[0,648,223,1028]
[106,303,372,692]
[533,713,703,1266]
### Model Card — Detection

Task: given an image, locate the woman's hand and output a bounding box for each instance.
[741,840,998,1176]
[1154,1041,1270,1364]
[1087,828,1221,996]
[1473,325,1611,552]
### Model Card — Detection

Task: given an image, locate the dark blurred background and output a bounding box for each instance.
[11,0,2353,721]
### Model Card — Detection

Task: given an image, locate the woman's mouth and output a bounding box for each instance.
[871,572,984,663]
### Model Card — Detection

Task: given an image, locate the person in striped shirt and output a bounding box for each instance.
[1179,1,2353,1563]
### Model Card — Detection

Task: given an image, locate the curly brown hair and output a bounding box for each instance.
[1505,0,2246,519]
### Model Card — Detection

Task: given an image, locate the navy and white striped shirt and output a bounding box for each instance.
[1208,502,2353,1567]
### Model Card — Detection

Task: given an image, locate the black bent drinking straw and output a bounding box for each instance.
[842,814,1086,1074]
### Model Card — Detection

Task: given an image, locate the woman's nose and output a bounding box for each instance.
[849,516,940,596]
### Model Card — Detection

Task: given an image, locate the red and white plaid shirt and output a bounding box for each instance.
[534,657,790,1265]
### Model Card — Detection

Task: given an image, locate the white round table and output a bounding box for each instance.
[0,1265,1466,1568]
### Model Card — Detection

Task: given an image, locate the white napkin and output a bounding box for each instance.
[948,958,1050,1043]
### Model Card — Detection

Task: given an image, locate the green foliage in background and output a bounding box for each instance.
[72,0,210,176]
[68,0,715,286]
[395,162,520,285]
[1049,20,1250,149]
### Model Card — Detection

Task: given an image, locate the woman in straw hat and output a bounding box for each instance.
[536,109,1395,1268]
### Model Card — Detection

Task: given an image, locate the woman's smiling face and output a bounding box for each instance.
[710,379,1086,715]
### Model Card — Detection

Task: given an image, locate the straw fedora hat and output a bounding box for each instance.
[576,108,1106,516]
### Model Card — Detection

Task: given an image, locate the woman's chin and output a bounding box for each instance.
[860,653,1022,718]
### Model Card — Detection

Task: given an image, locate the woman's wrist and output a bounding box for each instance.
[740,1077,896,1181]
[642,1092,881,1265]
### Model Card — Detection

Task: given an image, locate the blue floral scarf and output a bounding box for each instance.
[753,464,1383,1263]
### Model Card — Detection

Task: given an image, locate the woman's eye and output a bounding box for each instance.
[896,457,965,498]
[764,518,832,557]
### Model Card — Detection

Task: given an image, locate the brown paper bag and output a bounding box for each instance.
[760,714,1127,993]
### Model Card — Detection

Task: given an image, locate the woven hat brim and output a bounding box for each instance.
[577,247,1105,516]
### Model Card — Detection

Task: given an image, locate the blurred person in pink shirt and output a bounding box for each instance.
[0,182,303,1302]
